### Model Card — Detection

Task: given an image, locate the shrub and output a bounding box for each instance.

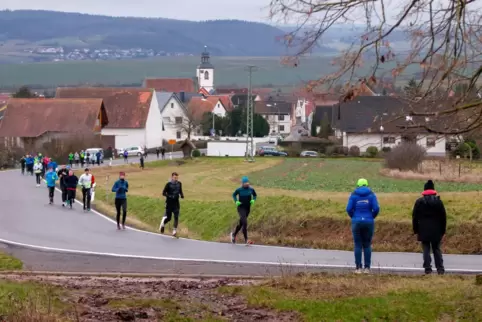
[465,141,480,159]
[384,143,426,171]
[332,145,348,155]
[192,149,201,157]
[349,145,360,157]
[382,146,392,153]
[366,146,379,158]
[325,146,335,156]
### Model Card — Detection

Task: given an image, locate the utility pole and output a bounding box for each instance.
[244,65,257,162]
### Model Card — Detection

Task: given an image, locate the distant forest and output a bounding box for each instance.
[0,10,338,56]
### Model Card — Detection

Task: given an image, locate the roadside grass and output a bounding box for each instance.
[89,158,482,254]
[0,252,23,271]
[0,280,68,321]
[220,274,482,322]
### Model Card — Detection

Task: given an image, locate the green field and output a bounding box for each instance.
[0,56,422,89]
[90,158,482,254]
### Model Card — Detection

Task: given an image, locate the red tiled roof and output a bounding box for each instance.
[56,87,153,129]
[207,95,232,111]
[144,78,195,92]
[0,98,106,137]
[216,88,248,94]
[187,97,217,119]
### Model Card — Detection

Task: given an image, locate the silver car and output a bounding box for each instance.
[300,150,319,157]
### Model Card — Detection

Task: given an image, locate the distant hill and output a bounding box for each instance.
[0,10,337,60]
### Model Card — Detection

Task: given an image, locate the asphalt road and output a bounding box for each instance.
[1,168,481,275]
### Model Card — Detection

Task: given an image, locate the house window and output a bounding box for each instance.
[426,136,436,147]
[171,102,174,108]
[278,114,285,121]
[175,117,183,124]
[176,131,182,139]
[402,135,416,143]
[383,136,396,144]
[204,71,209,80]
[278,125,285,132]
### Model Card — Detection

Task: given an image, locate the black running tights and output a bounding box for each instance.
[115,198,127,226]
[234,207,250,242]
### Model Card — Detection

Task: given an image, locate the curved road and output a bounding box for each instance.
[1,169,481,275]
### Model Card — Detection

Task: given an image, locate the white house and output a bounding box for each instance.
[334,96,447,157]
[255,101,292,135]
[196,46,215,93]
[156,92,189,141]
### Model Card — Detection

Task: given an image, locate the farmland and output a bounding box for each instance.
[89,158,482,254]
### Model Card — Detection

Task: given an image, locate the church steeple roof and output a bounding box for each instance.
[198,46,214,69]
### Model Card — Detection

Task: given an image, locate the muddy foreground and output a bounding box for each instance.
[0,274,297,321]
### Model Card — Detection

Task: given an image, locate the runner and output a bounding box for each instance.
[231,176,257,245]
[112,172,129,230]
[64,169,79,209]
[48,158,58,172]
[156,147,160,159]
[80,150,85,168]
[33,161,43,187]
[74,152,80,167]
[159,172,184,237]
[26,155,34,175]
[346,178,380,274]
[78,168,95,212]
[57,165,69,206]
[45,167,59,205]
[42,155,50,178]
[68,152,74,167]
[19,155,26,175]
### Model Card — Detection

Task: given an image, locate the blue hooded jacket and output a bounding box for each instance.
[26,157,34,165]
[346,186,380,223]
[48,161,58,170]
[112,179,129,199]
[45,171,59,187]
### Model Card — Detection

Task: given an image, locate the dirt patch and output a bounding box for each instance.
[1,275,298,322]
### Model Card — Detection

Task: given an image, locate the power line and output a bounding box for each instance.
[244,65,258,162]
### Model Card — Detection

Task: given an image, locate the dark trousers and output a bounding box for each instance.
[115,198,127,226]
[422,240,444,273]
[69,160,73,167]
[233,206,250,242]
[67,189,76,206]
[161,153,165,160]
[60,185,67,203]
[82,188,91,210]
[35,173,41,184]
[96,158,100,165]
[140,159,144,169]
[352,221,374,269]
[48,187,55,202]
[27,165,33,175]
[21,165,25,174]
[163,205,180,229]
[123,157,128,163]
[80,159,85,167]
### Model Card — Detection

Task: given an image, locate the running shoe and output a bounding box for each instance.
[230,232,236,244]
[172,229,177,237]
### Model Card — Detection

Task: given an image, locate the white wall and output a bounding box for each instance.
[197,68,214,92]
[213,101,226,117]
[102,128,145,149]
[262,114,291,134]
[343,132,446,156]
[192,136,268,144]
[160,96,188,142]
[144,93,163,149]
[207,141,246,157]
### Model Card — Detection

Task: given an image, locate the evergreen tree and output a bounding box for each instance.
[13,86,36,98]
[404,78,420,97]
[318,112,332,138]
[310,119,317,136]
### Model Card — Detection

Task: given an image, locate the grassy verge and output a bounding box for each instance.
[0,252,23,271]
[221,274,482,322]
[89,158,482,254]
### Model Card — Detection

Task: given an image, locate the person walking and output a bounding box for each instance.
[20,155,26,175]
[139,153,145,170]
[156,147,160,159]
[68,152,74,168]
[231,176,257,245]
[112,172,129,230]
[26,155,34,175]
[78,168,95,212]
[159,172,184,237]
[33,161,43,187]
[63,169,79,209]
[412,180,447,275]
[74,152,80,167]
[160,147,165,160]
[57,165,69,206]
[80,150,85,168]
[95,150,101,166]
[45,167,59,205]
[123,150,129,163]
[346,178,380,274]
[90,152,96,166]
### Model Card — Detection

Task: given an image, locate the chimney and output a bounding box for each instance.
[179,91,185,102]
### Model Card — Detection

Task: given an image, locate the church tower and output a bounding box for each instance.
[196,46,214,93]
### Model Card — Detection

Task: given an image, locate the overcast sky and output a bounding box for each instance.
[1,0,272,22]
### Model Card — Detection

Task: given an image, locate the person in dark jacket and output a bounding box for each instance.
[231,176,257,245]
[412,180,447,275]
[63,169,79,209]
[346,178,380,274]
[57,165,69,206]
[112,172,129,230]
[139,153,145,170]
[20,156,26,175]
[159,172,184,236]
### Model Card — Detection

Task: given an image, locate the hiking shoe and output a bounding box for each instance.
[363,268,371,274]
[230,232,236,244]
[354,269,363,274]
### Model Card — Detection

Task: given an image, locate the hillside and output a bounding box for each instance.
[0,10,337,62]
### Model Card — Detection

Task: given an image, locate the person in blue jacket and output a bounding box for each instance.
[346,178,380,274]
[25,155,34,175]
[45,167,59,205]
[112,172,129,230]
[231,176,257,245]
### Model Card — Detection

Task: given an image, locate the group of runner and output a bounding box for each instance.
[67,150,103,168]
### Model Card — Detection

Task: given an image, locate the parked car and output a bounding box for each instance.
[118,146,145,157]
[300,151,319,157]
[258,146,288,157]
[85,148,104,163]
